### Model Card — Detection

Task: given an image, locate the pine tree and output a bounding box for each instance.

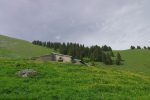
[110,51,114,57]
[137,46,141,49]
[105,53,113,65]
[143,46,147,49]
[90,53,95,61]
[60,43,67,54]
[102,52,106,64]
[116,52,122,65]
[130,46,135,50]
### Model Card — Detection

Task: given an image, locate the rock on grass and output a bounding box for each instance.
[16,69,36,77]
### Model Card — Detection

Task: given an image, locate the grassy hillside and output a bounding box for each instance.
[1,34,150,76]
[1,35,150,99]
[1,58,150,100]
[0,35,53,58]
[112,50,150,76]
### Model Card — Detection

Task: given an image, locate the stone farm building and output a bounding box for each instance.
[32,53,72,63]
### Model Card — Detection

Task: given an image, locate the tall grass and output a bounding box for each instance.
[1,58,150,100]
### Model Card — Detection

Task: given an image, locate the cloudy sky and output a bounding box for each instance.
[0,0,150,50]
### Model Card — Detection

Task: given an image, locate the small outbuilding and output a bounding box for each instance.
[72,59,85,64]
[32,52,72,63]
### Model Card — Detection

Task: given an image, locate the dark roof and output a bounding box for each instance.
[32,52,72,59]
[73,59,82,61]
[51,52,72,57]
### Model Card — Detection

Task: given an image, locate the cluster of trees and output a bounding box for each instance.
[130,46,150,50]
[32,40,123,65]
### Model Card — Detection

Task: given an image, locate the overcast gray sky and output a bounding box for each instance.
[0,0,150,50]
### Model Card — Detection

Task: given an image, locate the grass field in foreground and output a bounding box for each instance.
[1,58,150,100]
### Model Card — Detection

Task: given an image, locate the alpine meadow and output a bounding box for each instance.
[1,0,150,100]
[1,35,150,100]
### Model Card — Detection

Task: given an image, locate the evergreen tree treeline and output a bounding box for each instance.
[32,40,122,65]
[130,45,150,50]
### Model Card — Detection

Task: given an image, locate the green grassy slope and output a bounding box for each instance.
[1,58,150,100]
[113,49,150,75]
[1,34,150,75]
[0,35,53,58]
[1,35,150,99]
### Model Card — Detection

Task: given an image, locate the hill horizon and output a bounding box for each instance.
[1,34,150,75]
[1,34,150,99]
[0,34,137,51]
